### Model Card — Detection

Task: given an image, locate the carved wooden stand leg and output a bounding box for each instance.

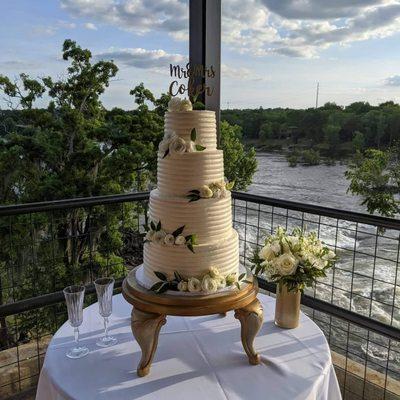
[234,298,264,365]
[131,308,166,377]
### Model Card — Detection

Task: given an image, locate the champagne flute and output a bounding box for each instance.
[63,285,89,359]
[95,277,117,347]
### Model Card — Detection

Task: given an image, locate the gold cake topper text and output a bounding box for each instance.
[169,63,215,98]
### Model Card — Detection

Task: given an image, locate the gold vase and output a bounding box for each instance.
[274,283,301,329]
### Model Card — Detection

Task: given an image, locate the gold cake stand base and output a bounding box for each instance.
[122,268,264,377]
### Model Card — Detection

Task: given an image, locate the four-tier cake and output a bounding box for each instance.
[136,98,240,294]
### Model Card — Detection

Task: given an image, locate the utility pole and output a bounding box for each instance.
[315,82,320,108]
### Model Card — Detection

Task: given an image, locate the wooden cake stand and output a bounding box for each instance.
[122,268,264,377]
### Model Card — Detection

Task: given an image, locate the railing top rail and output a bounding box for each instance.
[0,192,150,217]
[232,191,400,231]
[0,190,399,230]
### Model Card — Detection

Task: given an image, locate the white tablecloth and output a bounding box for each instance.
[36,293,341,400]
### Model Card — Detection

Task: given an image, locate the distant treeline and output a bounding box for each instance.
[221,101,400,157]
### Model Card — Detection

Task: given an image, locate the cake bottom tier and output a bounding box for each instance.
[143,229,239,284]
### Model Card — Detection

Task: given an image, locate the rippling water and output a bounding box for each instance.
[249,153,364,211]
[236,153,400,370]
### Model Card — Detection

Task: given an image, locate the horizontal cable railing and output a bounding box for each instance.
[0,191,399,400]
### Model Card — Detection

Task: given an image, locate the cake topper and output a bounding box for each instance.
[169,62,215,103]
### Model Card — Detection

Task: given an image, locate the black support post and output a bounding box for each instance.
[189,0,221,143]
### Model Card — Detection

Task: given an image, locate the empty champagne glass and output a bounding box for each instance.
[95,277,117,347]
[63,285,89,359]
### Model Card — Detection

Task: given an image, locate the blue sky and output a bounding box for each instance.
[1,0,400,109]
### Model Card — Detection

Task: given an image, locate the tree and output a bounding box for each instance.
[352,131,365,152]
[220,121,257,190]
[345,148,400,216]
[0,41,160,345]
[259,122,274,142]
[323,124,341,154]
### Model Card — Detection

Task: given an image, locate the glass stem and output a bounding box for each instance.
[74,327,79,347]
[104,317,109,338]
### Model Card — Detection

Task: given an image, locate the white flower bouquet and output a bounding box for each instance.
[251,227,337,292]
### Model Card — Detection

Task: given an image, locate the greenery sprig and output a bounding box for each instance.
[190,94,205,110]
[191,128,206,151]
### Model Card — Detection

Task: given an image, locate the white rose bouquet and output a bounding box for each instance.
[251,227,337,292]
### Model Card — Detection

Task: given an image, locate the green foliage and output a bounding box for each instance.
[220,121,257,190]
[301,149,321,166]
[222,101,400,155]
[0,40,166,345]
[352,131,365,152]
[286,151,299,167]
[345,148,400,217]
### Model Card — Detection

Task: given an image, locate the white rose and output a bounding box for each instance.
[225,273,237,286]
[169,136,187,155]
[153,230,166,244]
[212,189,222,198]
[274,253,299,276]
[215,180,226,190]
[208,267,220,278]
[262,262,278,281]
[168,97,182,112]
[158,139,170,153]
[259,245,276,261]
[322,250,336,260]
[164,234,175,246]
[216,276,226,289]
[270,241,281,255]
[164,131,175,141]
[187,278,201,293]
[287,236,299,246]
[175,235,186,245]
[201,276,218,293]
[177,281,188,292]
[220,189,229,198]
[180,99,193,111]
[199,185,213,198]
[186,140,196,153]
[145,230,155,241]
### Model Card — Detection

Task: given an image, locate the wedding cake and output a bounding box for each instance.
[136,98,240,294]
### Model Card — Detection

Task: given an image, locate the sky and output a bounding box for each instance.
[1,0,400,110]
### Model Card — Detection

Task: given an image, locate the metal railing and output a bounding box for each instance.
[0,191,399,400]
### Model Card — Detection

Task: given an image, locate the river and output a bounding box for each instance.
[249,153,363,211]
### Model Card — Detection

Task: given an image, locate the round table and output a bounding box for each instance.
[36,294,342,400]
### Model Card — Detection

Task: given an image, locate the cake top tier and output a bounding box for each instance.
[164,98,217,150]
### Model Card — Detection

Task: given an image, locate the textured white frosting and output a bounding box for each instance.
[157,150,224,197]
[149,189,232,242]
[165,111,217,149]
[143,110,240,287]
[143,230,239,282]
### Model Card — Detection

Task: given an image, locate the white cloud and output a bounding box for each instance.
[384,75,400,86]
[60,0,187,35]
[84,22,97,30]
[94,47,186,73]
[221,64,267,81]
[32,19,76,36]
[60,0,400,59]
